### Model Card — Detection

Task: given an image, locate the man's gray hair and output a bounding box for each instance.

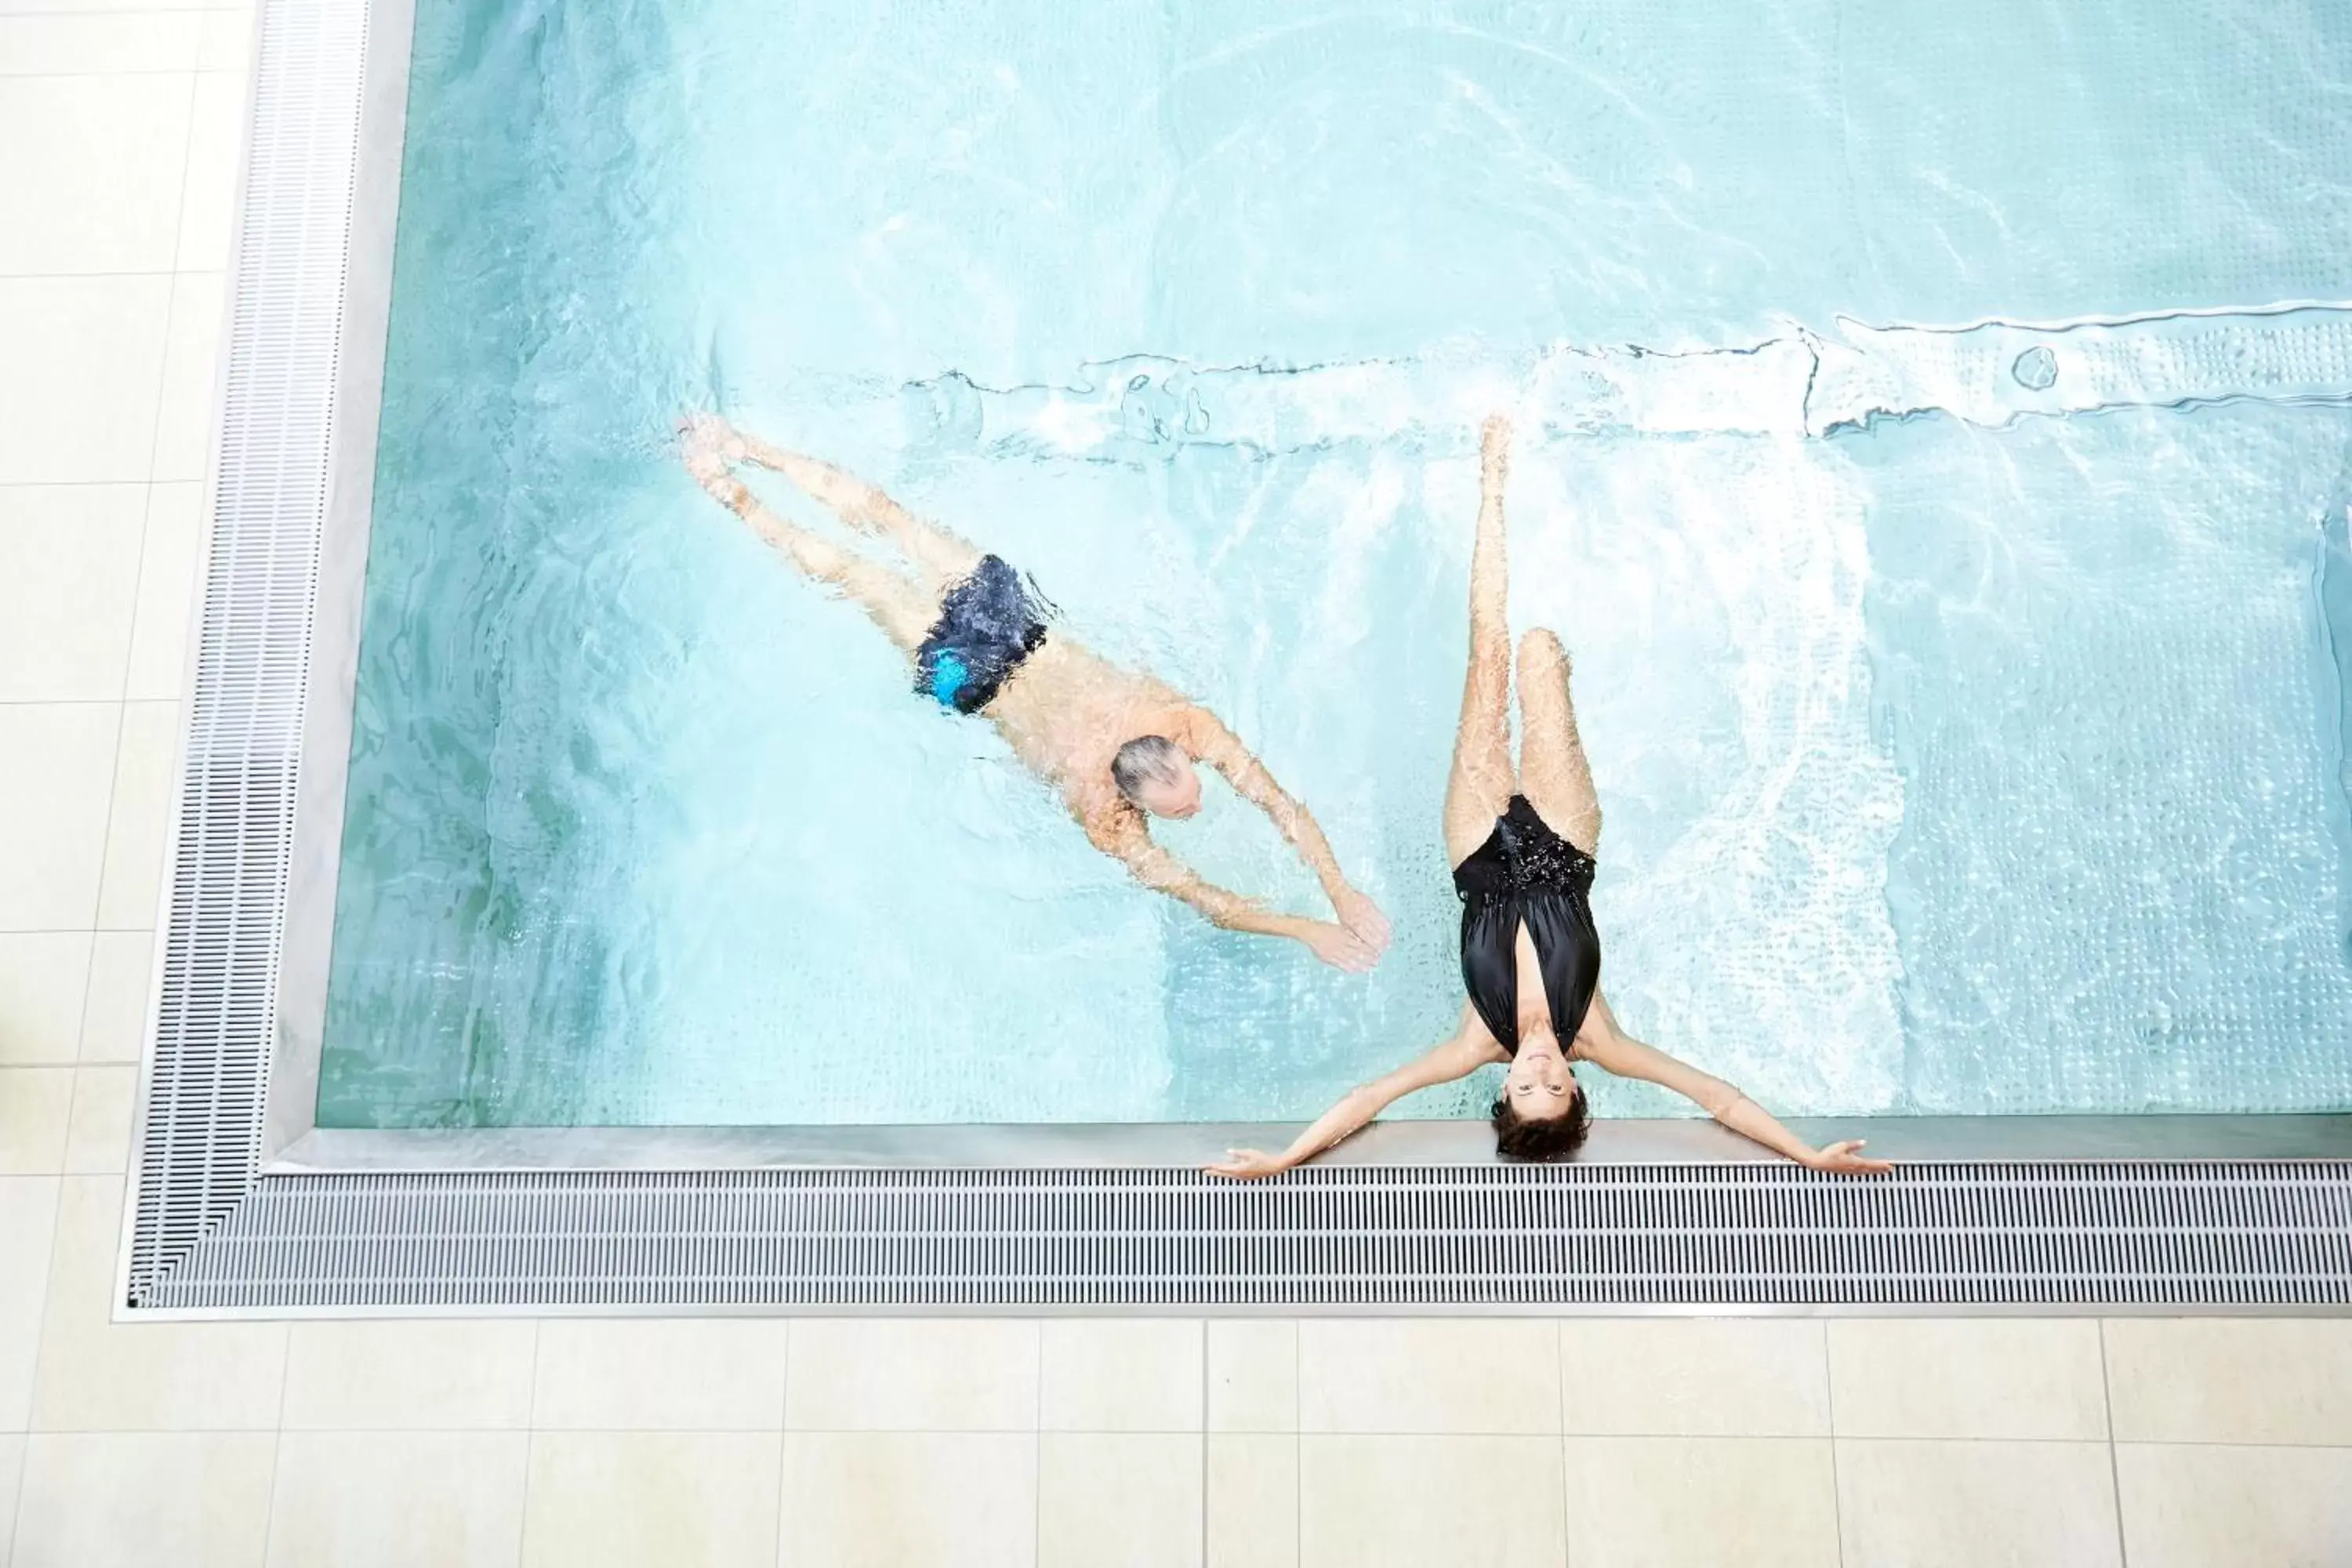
[1111,735,1185,804]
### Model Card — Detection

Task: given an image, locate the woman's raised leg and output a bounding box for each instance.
[1514,627,1602,857]
[1444,416,1520,866]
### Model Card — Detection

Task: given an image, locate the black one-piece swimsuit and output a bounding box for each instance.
[1452,794,1602,1054]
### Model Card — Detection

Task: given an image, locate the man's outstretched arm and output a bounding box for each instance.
[1084,815,1378,973]
[1176,707,1392,953]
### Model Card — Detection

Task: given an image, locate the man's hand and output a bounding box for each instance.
[1331,888,1392,957]
[1203,1149,1291,1180]
[1802,1139,1893,1175]
[1298,920,1380,975]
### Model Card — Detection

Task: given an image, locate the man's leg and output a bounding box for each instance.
[702,416,985,591]
[684,437,936,652]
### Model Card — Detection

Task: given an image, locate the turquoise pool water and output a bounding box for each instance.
[320,0,2352,1128]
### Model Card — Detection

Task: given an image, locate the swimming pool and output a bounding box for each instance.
[316,0,2352,1131]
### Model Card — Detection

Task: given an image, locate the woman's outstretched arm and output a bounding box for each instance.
[1573,993,1892,1173]
[1204,1009,1501,1178]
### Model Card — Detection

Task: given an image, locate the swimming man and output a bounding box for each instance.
[681,414,1392,971]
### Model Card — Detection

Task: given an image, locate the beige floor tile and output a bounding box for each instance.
[0,12,204,73]
[1207,1433,1296,1568]
[0,932,92,1066]
[1209,1321,1296,1433]
[281,1320,535,1429]
[93,700,178,931]
[0,485,144,701]
[267,1430,528,1568]
[60,1065,134,1173]
[175,72,245,270]
[1040,1432,1202,1568]
[77,930,152,1063]
[1828,1318,2107,1439]
[524,1432,782,1568]
[0,1432,21,1566]
[2115,1441,2352,1568]
[785,1319,1038,1430]
[2104,1318,2352,1445]
[1563,1436,1838,1567]
[779,1431,1034,1568]
[149,270,227,482]
[13,1432,274,1567]
[0,275,172,484]
[1298,1435,1563,1568]
[0,0,211,13]
[0,702,119,931]
[532,1319,788,1429]
[125,482,204,701]
[0,1177,60,1431]
[31,1176,285,1430]
[0,1068,71,1174]
[0,74,191,274]
[1835,1439,2121,1568]
[1559,1319,1829,1436]
[1298,1319,1558,1434]
[196,9,253,74]
[1041,1319,1202,1431]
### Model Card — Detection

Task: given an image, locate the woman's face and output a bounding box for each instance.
[1502,1026,1579,1120]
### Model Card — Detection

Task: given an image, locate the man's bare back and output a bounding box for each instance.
[681,415,1392,971]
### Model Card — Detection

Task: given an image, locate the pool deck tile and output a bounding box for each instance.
[2104,1318,2352,1446]
[1834,1437,2122,1568]
[1563,1435,1841,1568]
[1039,1431,1203,1568]
[1559,1319,1831,1436]
[280,1321,538,1432]
[265,1430,528,1568]
[1828,1318,2110,1440]
[1040,1319,1204,1432]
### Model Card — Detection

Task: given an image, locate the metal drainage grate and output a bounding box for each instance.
[129,0,368,1305]
[136,1161,2352,1313]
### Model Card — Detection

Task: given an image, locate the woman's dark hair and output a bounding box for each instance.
[1490,1083,1592,1162]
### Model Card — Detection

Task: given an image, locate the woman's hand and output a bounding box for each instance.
[1331,888,1393,958]
[1802,1139,1893,1175]
[1204,1149,1293,1180]
[1298,919,1380,974]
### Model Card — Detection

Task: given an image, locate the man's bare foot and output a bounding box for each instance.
[681,411,749,463]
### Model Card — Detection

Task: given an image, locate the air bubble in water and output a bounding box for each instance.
[2012,345,2060,390]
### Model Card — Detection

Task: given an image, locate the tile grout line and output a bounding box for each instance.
[5,1179,60,1556]
[517,1320,545,1568]
[256,1310,294,1566]
[772,1320,791,1568]
[1291,1320,1300,1568]
[0,5,253,14]
[1196,1319,1207,1568]
[1032,1323,1044,1568]
[1555,1319,1573,1568]
[1822,1319,1846,1568]
[2098,1320,2130,1567]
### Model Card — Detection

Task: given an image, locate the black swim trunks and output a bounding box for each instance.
[1454,794,1601,1054]
[914,555,1050,714]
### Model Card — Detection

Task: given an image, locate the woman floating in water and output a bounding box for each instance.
[680,414,1392,971]
[1208,418,1893,1175]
